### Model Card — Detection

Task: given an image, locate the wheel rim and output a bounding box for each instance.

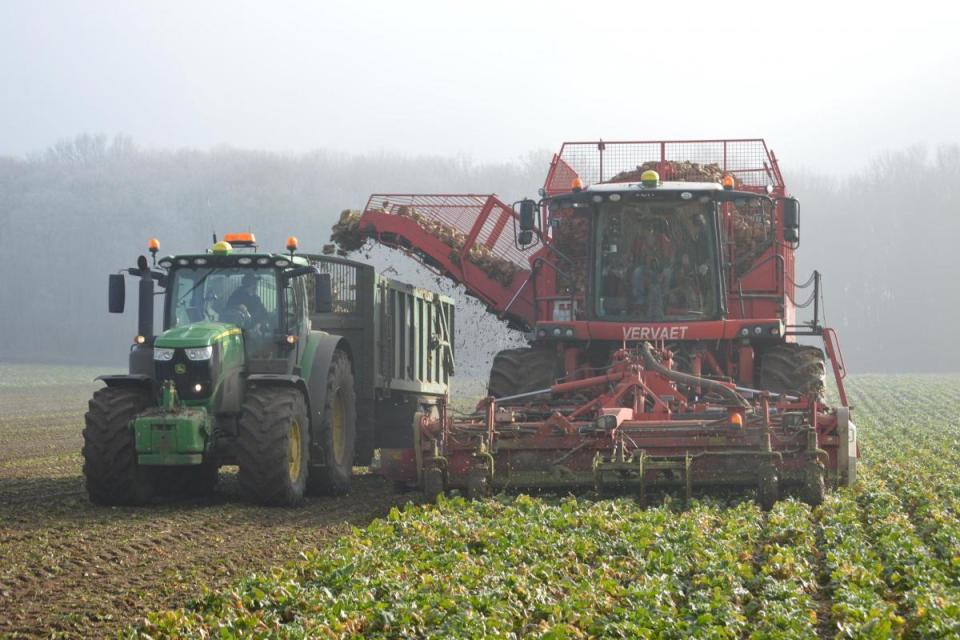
[288,418,303,483]
[332,389,346,465]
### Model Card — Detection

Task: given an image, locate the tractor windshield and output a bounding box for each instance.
[595,199,719,321]
[166,267,280,332]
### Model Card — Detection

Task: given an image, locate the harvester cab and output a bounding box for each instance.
[338,138,857,508]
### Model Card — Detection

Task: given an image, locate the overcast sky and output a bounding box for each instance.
[2,0,958,173]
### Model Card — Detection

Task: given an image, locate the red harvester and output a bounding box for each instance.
[352,139,857,508]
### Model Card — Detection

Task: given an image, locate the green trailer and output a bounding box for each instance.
[84,235,454,506]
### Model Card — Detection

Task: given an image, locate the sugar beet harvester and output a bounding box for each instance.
[345,139,857,508]
[85,234,453,506]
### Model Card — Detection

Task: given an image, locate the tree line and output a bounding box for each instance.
[0,134,956,377]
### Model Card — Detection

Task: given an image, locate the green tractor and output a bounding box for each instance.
[84,233,454,506]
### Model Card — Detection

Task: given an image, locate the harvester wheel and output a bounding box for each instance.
[237,387,310,506]
[82,386,154,505]
[488,347,562,398]
[757,465,779,511]
[423,467,445,503]
[801,462,826,507]
[306,349,356,496]
[759,343,826,398]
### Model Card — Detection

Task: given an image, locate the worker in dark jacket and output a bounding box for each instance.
[226,274,268,323]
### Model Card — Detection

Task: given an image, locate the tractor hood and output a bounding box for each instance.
[154,322,242,348]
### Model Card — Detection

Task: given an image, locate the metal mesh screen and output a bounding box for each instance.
[314,260,358,313]
[364,194,529,268]
[544,139,782,194]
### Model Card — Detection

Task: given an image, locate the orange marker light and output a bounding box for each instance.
[571,177,584,191]
[730,411,744,428]
[224,232,257,246]
[721,175,735,190]
[148,238,160,252]
[286,236,299,252]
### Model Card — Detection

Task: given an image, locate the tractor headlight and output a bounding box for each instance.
[185,346,213,361]
[153,348,175,361]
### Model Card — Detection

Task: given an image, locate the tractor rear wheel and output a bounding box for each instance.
[82,386,154,505]
[488,347,562,398]
[306,350,357,496]
[759,343,826,398]
[237,387,309,506]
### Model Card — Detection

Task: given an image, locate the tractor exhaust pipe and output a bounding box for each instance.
[138,274,154,339]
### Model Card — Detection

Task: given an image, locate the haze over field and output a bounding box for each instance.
[1,0,958,377]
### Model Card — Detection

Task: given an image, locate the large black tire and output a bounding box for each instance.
[488,347,562,398]
[237,387,310,506]
[82,386,154,505]
[759,343,826,398]
[306,350,357,496]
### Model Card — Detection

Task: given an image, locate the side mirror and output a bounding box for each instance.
[109,274,125,313]
[783,198,800,244]
[315,272,333,313]
[518,199,537,231]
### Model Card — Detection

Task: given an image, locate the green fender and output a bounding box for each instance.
[299,332,352,450]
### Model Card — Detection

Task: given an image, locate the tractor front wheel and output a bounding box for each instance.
[82,386,154,505]
[237,387,310,506]
[306,350,357,496]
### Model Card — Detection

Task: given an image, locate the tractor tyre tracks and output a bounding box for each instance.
[0,473,406,639]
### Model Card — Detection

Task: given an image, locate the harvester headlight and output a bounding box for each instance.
[134,335,146,345]
[538,329,547,337]
[552,328,561,337]
[256,257,271,265]
[185,346,213,361]
[177,258,190,266]
[158,258,173,268]
[153,348,175,361]
[237,257,253,265]
[608,193,621,202]
[193,258,208,266]
[565,328,574,337]
[754,326,763,335]
[274,259,290,267]
[740,328,749,337]
[193,383,204,393]
[770,326,781,336]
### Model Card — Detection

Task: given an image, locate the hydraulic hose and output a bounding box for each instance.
[639,342,750,409]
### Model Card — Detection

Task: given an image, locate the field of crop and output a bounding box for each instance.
[131,375,960,639]
[3,368,959,639]
[0,364,405,639]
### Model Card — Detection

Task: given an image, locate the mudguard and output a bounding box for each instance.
[301,332,352,450]
[96,374,152,390]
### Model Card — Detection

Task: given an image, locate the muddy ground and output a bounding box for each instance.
[0,372,406,638]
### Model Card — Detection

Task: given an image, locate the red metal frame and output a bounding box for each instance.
[356,139,854,501]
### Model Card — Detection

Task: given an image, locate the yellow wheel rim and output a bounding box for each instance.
[288,418,303,483]
[332,389,346,465]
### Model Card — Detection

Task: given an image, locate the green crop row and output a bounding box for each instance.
[132,376,960,639]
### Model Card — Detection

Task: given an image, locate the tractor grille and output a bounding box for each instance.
[155,349,214,401]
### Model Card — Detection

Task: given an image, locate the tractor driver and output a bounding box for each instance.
[225,274,269,325]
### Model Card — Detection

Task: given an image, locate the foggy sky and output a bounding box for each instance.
[2,0,959,173]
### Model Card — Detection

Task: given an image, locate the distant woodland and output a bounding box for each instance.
[1,134,957,379]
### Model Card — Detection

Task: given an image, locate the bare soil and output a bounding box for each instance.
[0,379,405,639]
